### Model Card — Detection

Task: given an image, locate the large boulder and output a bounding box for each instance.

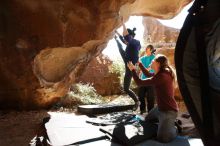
[0,0,191,109]
[142,17,179,44]
[77,54,122,96]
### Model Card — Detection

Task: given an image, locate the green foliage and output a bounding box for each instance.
[68,83,109,104]
[109,59,125,85]
[109,59,124,75]
[109,59,137,89]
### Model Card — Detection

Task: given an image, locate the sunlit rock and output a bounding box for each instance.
[0,0,191,109]
[77,54,122,96]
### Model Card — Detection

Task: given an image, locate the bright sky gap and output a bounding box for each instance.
[102,1,194,61]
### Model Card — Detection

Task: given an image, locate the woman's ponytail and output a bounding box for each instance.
[127,28,136,37]
[154,54,176,81]
[133,27,136,32]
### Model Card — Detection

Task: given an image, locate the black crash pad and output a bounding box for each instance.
[77,104,134,115]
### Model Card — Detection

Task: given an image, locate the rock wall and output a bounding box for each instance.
[142,17,180,43]
[77,54,122,96]
[0,0,191,109]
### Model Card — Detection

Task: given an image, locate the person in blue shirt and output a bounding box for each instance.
[138,45,156,114]
[114,17,141,110]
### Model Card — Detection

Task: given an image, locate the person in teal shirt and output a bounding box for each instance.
[138,45,156,114]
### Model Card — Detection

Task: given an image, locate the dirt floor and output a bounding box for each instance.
[0,110,49,146]
[0,96,198,146]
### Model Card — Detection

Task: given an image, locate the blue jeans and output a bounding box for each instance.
[145,107,178,143]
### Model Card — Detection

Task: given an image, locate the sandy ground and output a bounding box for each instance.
[0,110,50,146]
[0,96,198,146]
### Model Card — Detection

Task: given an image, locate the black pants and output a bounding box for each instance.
[115,39,138,103]
[138,86,155,112]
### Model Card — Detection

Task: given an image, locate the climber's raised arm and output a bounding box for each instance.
[121,17,129,36]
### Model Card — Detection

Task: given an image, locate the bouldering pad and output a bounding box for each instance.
[77,104,134,115]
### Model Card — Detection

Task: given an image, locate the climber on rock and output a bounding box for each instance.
[114,16,141,110]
